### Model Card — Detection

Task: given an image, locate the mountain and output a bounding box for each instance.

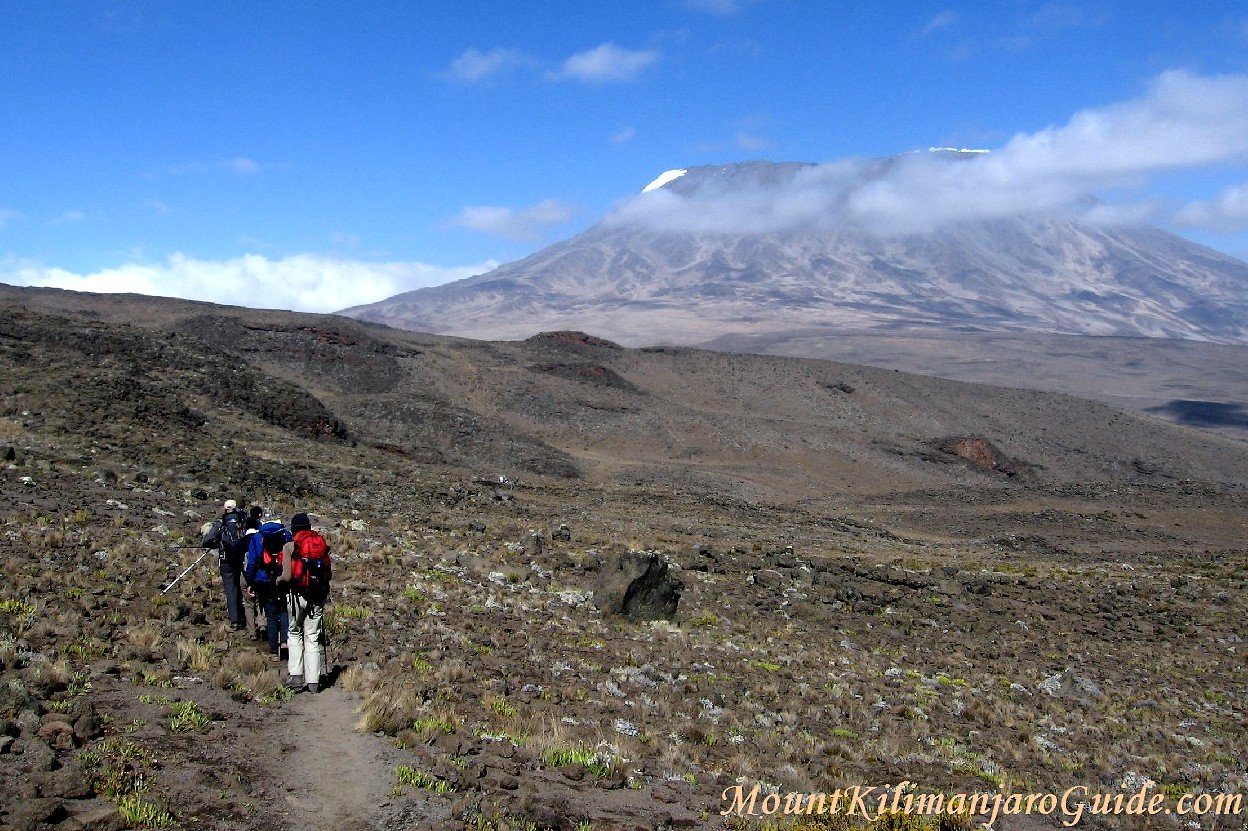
[342,157,1248,345]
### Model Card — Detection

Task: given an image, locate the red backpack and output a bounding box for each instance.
[290,530,331,597]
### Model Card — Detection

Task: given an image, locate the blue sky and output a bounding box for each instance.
[3,0,1248,311]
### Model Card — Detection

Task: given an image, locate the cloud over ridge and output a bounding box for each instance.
[607,70,1248,237]
[2,254,498,314]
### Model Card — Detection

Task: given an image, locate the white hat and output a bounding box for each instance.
[223,499,237,510]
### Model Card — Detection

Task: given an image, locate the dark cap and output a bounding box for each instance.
[290,512,312,532]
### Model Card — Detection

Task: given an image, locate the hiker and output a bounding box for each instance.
[245,517,291,660]
[241,516,263,639]
[282,513,332,693]
[202,499,250,632]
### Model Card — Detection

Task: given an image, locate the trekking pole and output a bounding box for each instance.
[321,602,333,672]
[161,549,210,595]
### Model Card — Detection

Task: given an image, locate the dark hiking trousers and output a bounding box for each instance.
[220,563,245,627]
[256,585,289,654]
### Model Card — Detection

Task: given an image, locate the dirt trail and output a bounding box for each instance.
[275,686,412,831]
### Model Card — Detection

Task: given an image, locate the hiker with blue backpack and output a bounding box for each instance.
[245,517,292,660]
[202,499,251,633]
[281,512,332,693]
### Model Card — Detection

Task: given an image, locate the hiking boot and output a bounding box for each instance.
[285,675,304,690]
[306,682,319,694]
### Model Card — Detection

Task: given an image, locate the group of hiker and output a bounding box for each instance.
[202,499,332,694]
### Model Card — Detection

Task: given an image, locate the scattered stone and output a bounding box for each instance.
[36,720,77,750]
[1038,669,1103,701]
[20,738,57,772]
[519,531,544,556]
[7,797,67,830]
[35,766,91,799]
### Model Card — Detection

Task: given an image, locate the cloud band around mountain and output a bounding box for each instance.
[607,69,1248,237]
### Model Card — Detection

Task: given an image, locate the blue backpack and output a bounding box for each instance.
[248,522,290,586]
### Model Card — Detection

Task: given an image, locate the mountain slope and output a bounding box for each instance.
[4,283,1248,505]
[343,158,1248,345]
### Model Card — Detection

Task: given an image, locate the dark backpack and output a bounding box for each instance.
[218,510,246,567]
[290,530,331,598]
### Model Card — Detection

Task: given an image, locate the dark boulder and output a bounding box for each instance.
[592,552,684,621]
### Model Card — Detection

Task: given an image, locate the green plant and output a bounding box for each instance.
[395,765,453,793]
[336,605,371,619]
[115,794,175,828]
[168,700,210,733]
[543,747,612,778]
[402,587,427,602]
[486,697,517,718]
[0,599,36,617]
[64,587,86,600]
[412,717,456,735]
[257,686,294,705]
[689,612,720,627]
[138,671,173,688]
[138,694,173,706]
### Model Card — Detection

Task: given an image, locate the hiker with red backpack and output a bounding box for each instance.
[282,512,331,693]
[244,517,292,660]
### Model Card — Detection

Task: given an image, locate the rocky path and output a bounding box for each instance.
[275,685,424,831]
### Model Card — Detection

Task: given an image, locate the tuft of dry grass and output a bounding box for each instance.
[176,639,218,673]
[337,663,378,693]
[124,623,163,660]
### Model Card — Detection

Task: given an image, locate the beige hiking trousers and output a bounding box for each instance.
[286,593,324,685]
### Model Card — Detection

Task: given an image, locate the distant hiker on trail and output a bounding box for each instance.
[202,499,251,633]
[282,512,332,693]
[241,515,263,639]
[245,517,291,660]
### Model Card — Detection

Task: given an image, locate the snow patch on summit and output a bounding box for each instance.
[642,169,688,192]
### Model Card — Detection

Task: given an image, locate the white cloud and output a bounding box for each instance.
[452,199,577,241]
[441,47,532,83]
[683,0,742,14]
[1174,183,1248,233]
[555,43,660,83]
[607,69,1248,236]
[1,253,498,314]
[734,131,771,151]
[219,157,260,175]
[919,10,957,37]
[143,199,171,215]
[165,158,262,175]
[0,208,24,228]
[611,126,637,144]
[52,210,86,225]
